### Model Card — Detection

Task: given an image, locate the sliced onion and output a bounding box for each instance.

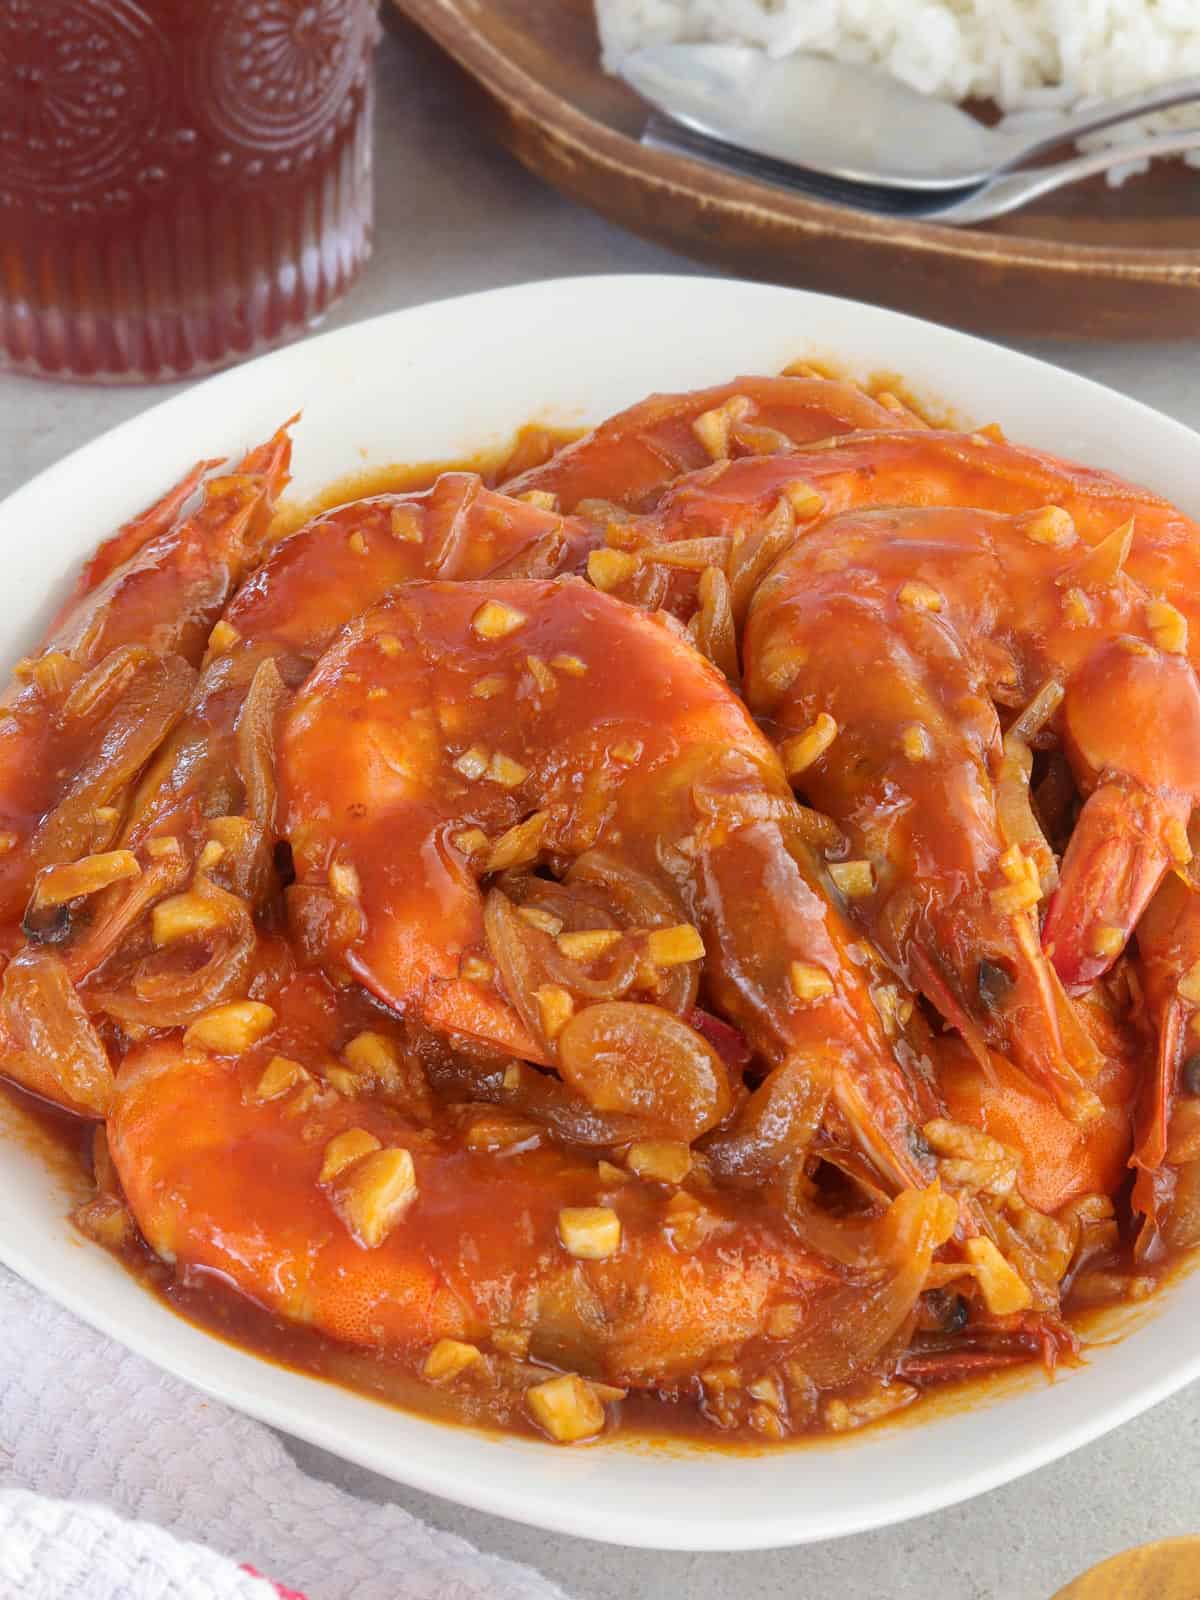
[34,652,195,872]
[981,1193,1072,1308]
[484,889,641,1046]
[692,782,794,835]
[567,850,698,1013]
[483,887,560,1048]
[784,1186,958,1388]
[557,1001,732,1141]
[995,733,1057,894]
[1009,678,1064,743]
[782,804,847,855]
[235,655,288,829]
[1,947,112,1116]
[727,494,796,624]
[65,852,189,984]
[502,1060,645,1146]
[60,644,147,724]
[628,561,669,611]
[1132,1163,1173,1265]
[567,849,684,928]
[540,940,641,1003]
[702,1058,829,1182]
[206,814,273,909]
[504,874,619,933]
[416,1032,643,1146]
[781,1172,885,1267]
[693,565,738,683]
[96,876,254,1028]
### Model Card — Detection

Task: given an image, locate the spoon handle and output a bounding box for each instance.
[1007,77,1200,169]
[643,112,1200,226]
[938,129,1200,224]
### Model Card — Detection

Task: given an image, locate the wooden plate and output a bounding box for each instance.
[1051,1538,1200,1599]
[390,0,1200,339]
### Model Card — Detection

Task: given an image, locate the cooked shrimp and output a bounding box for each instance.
[0,427,290,919]
[32,426,293,673]
[612,425,1200,641]
[277,577,935,1192]
[743,502,1200,1119]
[64,458,218,606]
[228,472,597,652]
[10,364,1190,1446]
[108,1017,956,1410]
[503,374,919,513]
[0,478,594,1113]
[121,474,595,848]
[1136,874,1200,1171]
[0,430,292,1110]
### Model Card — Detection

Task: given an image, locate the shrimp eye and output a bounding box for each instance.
[941,1294,969,1334]
[1182,1053,1200,1097]
[21,902,72,946]
[976,958,1014,1010]
[924,1288,969,1334]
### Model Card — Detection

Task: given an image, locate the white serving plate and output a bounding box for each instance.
[1,276,1198,1552]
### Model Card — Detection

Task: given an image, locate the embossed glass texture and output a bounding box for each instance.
[0,1,380,382]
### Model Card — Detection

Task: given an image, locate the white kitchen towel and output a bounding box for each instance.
[0,1267,568,1600]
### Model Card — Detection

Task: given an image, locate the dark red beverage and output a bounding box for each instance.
[0,0,380,381]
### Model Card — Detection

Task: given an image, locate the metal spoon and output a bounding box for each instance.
[642,114,1200,227]
[621,44,1200,192]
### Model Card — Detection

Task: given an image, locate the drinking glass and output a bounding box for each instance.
[0,0,381,382]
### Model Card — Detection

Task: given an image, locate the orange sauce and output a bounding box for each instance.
[267,425,584,544]
[2,387,1191,1455]
[782,356,967,432]
[11,1028,1176,1456]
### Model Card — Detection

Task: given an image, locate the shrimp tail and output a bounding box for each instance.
[226,417,297,553]
[70,459,220,605]
[1044,781,1185,991]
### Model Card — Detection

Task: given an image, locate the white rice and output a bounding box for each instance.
[596,0,1200,180]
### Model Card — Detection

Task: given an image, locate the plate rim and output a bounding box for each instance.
[4,1214,1200,1553]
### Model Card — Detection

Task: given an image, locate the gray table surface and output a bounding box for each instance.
[4,21,1199,1600]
